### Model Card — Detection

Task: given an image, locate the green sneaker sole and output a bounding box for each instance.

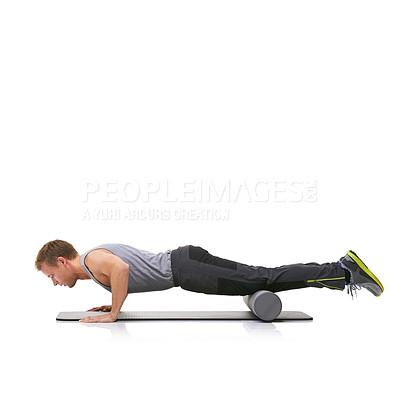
[347,250,384,296]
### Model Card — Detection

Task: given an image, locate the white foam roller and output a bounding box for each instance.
[243,290,282,321]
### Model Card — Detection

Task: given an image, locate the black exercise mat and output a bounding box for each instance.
[56,310,313,321]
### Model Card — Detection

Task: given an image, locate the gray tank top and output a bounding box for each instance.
[80,243,174,293]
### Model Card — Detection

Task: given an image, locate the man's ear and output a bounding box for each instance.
[57,256,67,266]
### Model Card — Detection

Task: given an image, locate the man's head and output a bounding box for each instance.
[35,240,80,288]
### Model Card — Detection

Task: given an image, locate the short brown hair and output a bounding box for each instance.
[35,239,78,271]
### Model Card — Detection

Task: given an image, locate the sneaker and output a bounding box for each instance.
[339,250,384,298]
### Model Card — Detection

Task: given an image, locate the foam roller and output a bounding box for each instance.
[243,290,282,321]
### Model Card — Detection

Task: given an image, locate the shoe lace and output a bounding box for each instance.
[347,282,361,299]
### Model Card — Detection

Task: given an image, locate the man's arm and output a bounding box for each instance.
[79,251,130,323]
[109,265,129,320]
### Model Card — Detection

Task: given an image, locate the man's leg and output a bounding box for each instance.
[170,245,346,296]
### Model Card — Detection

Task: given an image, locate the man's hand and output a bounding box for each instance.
[79,313,118,323]
[86,305,112,312]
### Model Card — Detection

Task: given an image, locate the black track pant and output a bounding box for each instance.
[170,245,346,296]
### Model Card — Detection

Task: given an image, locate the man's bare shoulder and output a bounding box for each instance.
[85,249,128,276]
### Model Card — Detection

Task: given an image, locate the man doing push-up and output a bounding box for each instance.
[35,240,384,323]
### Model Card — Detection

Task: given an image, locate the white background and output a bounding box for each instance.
[1,1,399,399]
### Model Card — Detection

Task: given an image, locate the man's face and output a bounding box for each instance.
[40,259,77,288]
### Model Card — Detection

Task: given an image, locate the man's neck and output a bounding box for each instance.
[71,255,92,280]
